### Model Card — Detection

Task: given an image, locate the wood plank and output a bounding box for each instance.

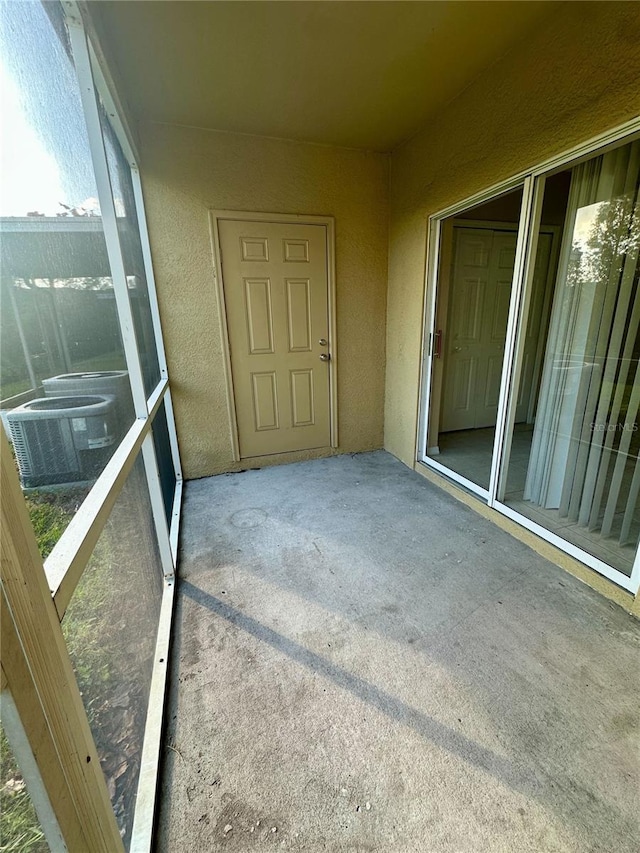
[1,430,124,852]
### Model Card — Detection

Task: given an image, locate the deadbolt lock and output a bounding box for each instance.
[319,338,328,346]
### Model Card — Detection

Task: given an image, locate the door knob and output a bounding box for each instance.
[319,353,331,362]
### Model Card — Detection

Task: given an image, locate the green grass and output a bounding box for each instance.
[2,471,156,849]
[22,487,89,560]
[0,495,75,851]
[71,352,126,373]
[1,495,77,851]
[0,379,32,403]
[61,541,113,709]
[1,492,112,850]
[24,498,72,559]
[0,732,47,853]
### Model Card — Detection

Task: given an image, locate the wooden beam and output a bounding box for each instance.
[1,430,124,852]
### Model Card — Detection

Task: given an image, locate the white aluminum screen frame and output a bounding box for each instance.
[86,39,184,562]
[1,3,184,851]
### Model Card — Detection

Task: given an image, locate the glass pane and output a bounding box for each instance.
[501,141,640,576]
[0,725,48,853]
[97,97,161,397]
[62,455,162,847]
[152,400,176,524]
[425,187,524,490]
[0,0,135,555]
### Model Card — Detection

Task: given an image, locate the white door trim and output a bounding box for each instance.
[209,210,338,461]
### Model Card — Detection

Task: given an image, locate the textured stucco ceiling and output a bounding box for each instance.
[91,1,556,153]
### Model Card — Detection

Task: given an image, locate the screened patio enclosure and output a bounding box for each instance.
[1,2,181,850]
[1,1,640,851]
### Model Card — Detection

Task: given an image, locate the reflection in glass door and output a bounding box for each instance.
[500,139,640,578]
[425,188,527,492]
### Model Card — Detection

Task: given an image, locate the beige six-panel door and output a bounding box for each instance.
[441,228,517,432]
[440,226,553,433]
[218,219,331,458]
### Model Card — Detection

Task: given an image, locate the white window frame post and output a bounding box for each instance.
[85,37,184,561]
[66,14,174,581]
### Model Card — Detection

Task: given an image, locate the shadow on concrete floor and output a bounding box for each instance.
[156,451,640,853]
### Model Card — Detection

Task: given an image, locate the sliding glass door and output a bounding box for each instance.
[424,187,526,494]
[420,132,640,592]
[499,139,640,580]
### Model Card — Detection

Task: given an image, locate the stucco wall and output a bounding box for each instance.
[385,0,640,466]
[138,124,388,478]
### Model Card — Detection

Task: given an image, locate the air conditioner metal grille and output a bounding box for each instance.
[8,417,80,487]
[9,421,31,478]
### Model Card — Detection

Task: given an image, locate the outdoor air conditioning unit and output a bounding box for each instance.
[42,371,133,440]
[7,395,117,488]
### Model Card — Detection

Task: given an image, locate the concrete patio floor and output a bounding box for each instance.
[156,451,640,853]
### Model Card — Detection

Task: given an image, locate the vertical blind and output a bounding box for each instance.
[525,140,640,547]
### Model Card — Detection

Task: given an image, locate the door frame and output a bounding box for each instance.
[415,115,640,594]
[418,189,532,502]
[209,210,338,461]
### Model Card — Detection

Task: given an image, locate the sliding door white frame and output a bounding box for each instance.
[486,177,536,501]
[417,115,640,594]
[416,178,527,501]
